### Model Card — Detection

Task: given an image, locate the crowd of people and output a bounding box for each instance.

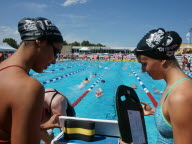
[0,53,12,63]
[1,16,192,144]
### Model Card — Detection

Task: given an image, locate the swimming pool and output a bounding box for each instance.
[31,60,166,144]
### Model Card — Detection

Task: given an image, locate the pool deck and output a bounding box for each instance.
[52,131,119,144]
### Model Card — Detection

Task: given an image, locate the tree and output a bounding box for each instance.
[71,41,80,46]
[3,38,19,49]
[81,40,90,46]
[63,40,68,46]
[96,43,105,47]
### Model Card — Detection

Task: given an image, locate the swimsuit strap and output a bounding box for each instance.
[162,78,192,106]
[0,139,10,142]
[49,89,60,112]
[45,90,56,93]
[0,65,28,74]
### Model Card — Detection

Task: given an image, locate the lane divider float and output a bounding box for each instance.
[72,62,116,107]
[30,64,81,76]
[130,67,158,107]
[41,66,91,85]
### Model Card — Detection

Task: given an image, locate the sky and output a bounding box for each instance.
[0,0,192,47]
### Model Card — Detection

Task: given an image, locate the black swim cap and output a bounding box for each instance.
[134,28,182,60]
[18,17,63,43]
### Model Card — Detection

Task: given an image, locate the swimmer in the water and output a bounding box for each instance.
[130,83,143,91]
[152,87,163,94]
[83,77,90,84]
[95,88,103,97]
[92,73,97,78]
[128,72,132,75]
[77,78,90,90]
[101,80,105,83]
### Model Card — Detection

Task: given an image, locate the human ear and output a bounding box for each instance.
[161,60,169,68]
[161,60,167,65]
[35,40,41,46]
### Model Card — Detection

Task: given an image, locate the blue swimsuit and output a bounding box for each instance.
[154,78,191,144]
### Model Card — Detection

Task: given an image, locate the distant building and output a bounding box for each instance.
[61,46,135,56]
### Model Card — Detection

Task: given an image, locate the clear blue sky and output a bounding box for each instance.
[0,0,192,47]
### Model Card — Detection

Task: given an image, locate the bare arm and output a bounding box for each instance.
[40,114,61,144]
[11,78,44,144]
[170,93,192,144]
[40,114,61,130]
[40,130,52,144]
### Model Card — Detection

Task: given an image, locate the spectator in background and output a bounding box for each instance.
[181,55,188,70]
[187,55,191,71]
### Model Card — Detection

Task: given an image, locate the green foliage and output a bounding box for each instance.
[81,40,90,46]
[63,40,68,46]
[2,37,105,48]
[2,38,19,49]
[71,41,80,46]
[81,41,105,47]
[95,43,105,47]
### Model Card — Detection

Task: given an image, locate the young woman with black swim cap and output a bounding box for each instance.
[0,17,63,144]
[120,28,192,144]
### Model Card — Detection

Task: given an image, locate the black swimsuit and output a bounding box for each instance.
[45,89,76,117]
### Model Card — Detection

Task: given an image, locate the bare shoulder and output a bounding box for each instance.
[52,93,66,106]
[5,75,45,106]
[168,79,192,143]
[170,80,192,108]
[170,80,192,106]
[45,88,55,92]
[51,93,67,114]
[169,80,192,123]
[19,75,43,92]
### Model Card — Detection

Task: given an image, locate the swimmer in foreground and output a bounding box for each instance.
[0,17,64,144]
[120,28,192,144]
[41,88,75,143]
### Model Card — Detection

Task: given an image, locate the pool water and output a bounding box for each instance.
[31,60,166,144]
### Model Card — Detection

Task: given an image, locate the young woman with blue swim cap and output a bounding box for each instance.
[120,28,192,144]
[0,17,63,144]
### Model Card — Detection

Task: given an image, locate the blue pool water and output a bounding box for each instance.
[31,60,166,144]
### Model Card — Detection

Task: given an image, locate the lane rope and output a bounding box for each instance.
[41,66,91,85]
[72,62,117,107]
[30,64,81,76]
[130,66,158,107]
